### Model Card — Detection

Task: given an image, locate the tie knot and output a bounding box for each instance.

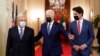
[78,21,80,23]
[20,28,23,31]
[20,28,22,30]
[48,23,51,26]
[49,23,51,25]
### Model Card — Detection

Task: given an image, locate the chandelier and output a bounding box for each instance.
[49,0,65,11]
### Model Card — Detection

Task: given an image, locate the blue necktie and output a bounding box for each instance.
[20,28,24,39]
[47,23,51,34]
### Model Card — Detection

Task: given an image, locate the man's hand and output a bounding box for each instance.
[80,44,87,51]
[73,45,80,51]
[68,33,75,40]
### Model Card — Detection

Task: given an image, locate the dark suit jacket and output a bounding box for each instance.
[69,19,94,56]
[6,26,34,56]
[35,22,68,56]
[96,27,100,44]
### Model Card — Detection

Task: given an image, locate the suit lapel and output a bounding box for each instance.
[21,26,27,40]
[49,22,56,35]
[80,19,85,35]
[15,27,20,40]
[45,22,56,36]
[16,26,27,40]
[44,23,48,35]
[74,21,79,35]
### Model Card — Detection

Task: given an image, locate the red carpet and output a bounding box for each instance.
[35,45,72,56]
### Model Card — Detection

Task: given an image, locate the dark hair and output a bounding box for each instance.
[73,6,84,16]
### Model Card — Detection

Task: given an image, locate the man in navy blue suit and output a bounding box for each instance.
[35,9,74,56]
[69,6,94,56]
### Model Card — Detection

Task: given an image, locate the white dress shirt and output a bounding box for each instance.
[47,20,54,32]
[18,26,25,35]
[77,18,83,34]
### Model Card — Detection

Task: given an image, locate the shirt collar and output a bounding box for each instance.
[47,20,54,25]
[77,18,84,23]
[18,26,25,30]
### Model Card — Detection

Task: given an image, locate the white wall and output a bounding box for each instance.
[0,0,8,56]
[93,0,100,16]
[26,0,45,36]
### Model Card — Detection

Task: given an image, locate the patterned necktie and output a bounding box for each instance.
[47,23,51,34]
[20,28,24,39]
[77,21,80,35]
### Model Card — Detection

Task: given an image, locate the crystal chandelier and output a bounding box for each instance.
[49,0,65,11]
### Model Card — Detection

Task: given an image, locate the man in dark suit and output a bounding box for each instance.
[6,14,34,56]
[35,9,74,56]
[96,22,100,52]
[69,6,94,56]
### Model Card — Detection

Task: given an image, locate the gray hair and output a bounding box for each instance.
[17,13,25,20]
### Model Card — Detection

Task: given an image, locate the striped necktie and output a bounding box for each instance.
[20,28,24,39]
[77,21,80,35]
[47,23,51,34]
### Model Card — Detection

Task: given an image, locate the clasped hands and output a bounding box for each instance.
[73,44,87,51]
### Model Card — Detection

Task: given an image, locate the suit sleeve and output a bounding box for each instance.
[69,24,75,46]
[85,23,94,46]
[30,29,35,56]
[6,28,12,56]
[34,24,43,42]
[59,24,69,37]
[34,31,42,42]
[31,29,34,43]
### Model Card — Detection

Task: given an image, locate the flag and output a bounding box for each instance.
[15,5,18,26]
[11,2,15,27]
[55,12,66,29]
